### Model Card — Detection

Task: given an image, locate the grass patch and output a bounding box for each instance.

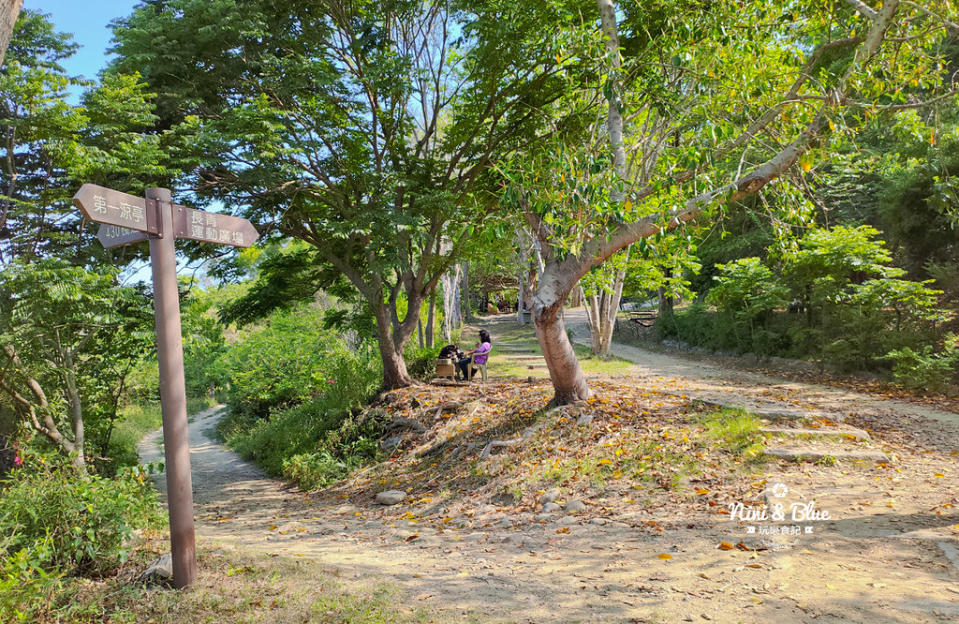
[26,540,452,624]
[696,408,765,461]
[573,345,635,375]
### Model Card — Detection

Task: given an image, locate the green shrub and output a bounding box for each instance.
[218,305,384,419]
[0,454,163,578]
[883,336,959,393]
[279,409,383,490]
[0,534,63,622]
[282,450,355,490]
[404,344,436,381]
[216,306,331,418]
[219,347,381,483]
[657,303,721,349]
[226,400,347,475]
[663,226,946,379]
[706,257,789,355]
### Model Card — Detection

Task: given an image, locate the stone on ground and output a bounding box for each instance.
[138,553,173,584]
[538,488,561,505]
[375,490,407,505]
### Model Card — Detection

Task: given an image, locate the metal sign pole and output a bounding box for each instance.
[146,187,196,588]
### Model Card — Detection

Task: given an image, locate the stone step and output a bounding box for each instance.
[683,394,845,423]
[763,447,889,463]
[753,407,843,423]
[760,426,870,441]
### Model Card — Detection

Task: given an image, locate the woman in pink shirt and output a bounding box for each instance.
[457,329,491,381]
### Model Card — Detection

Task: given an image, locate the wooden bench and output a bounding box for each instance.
[624,311,658,328]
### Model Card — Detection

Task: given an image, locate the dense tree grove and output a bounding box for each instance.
[2,0,958,460]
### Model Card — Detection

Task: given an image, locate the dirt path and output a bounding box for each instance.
[139,316,959,623]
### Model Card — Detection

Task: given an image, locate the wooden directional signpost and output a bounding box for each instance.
[74,184,258,588]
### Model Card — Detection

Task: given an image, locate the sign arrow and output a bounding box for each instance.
[173,204,259,248]
[97,224,150,249]
[73,183,158,234]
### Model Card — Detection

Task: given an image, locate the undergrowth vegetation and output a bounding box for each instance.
[214,302,392,489]
[0,452,164,621]
[655,226,955,389]
[3,539,441,624]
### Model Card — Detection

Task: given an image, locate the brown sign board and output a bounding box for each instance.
[73,184,159,234]
[173,205,259,248]
[97,224,150,249]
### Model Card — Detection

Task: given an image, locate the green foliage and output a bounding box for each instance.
[181,292,230,398]
[0,452,163,581]
[706,257,789,355]
[655,302,717,347]
[223,392,382,490]
[0,533,63,623]
[217,323,382,486]
[281,410,382,490]
[883,335,959,393]
[404,344,437,382]
[1,10,177,266]
[109,0,575,386]
[217,305,347,419]
[0,259,155,469]
[661,225,946,376]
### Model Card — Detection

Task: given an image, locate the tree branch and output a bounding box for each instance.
[845,0,878,21]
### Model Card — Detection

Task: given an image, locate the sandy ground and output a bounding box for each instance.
[139,316,959,623]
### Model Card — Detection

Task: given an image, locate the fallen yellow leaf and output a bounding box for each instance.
[719,541,734,550]
[657,553,672,560]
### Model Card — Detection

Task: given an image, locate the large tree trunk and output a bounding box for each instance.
[528,0,903,405]
[373,304,415,389]
[533,295,590,404]
[516,271,526,325]
[0,0,22,68]
[441,264,462,342]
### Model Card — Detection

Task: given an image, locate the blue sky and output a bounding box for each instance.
[31,0,139,87]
